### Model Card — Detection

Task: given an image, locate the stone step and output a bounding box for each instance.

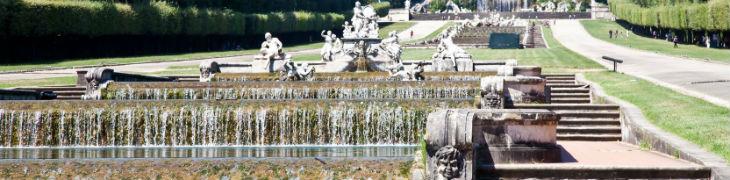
[544,80,576,84]
[559,118,621,126]
[477,164,710,179]
[551,98,591,104]
[56,95,82,100]
[545,76,575,80]
[54,90,86,95]
[546,84,587,88]
[557,111,621,118]
[551,88,590,94]
[557,126,622,134]
[514,104,619,111]
[550,93,590,98]
[16,86,86,92]
[557,134,622,141]
[542,74,575,77]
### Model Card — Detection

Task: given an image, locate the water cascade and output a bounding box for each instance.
[0,100,473,147]
[103,81,481,100]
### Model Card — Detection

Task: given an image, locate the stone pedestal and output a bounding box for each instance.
[252,54,292,73]
[432,57,475,72]
[425,109,560,180]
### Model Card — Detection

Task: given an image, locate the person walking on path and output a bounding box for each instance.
[609,30,613,39]
[673,35,679,48]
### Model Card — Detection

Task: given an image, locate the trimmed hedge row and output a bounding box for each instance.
[0,0,345,37]
[90,0,358,14]
[610,0,730,31]
[429,0,477,12]
[372,2,392,17]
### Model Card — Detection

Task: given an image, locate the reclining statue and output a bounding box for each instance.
[281,59,315,81]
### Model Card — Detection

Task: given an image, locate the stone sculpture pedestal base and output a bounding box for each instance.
[252,54,292,73]
[425,109,560,180]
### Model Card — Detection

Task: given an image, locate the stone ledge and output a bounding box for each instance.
[575,73,730,180]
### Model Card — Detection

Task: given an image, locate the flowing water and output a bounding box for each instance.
[104,81,480,100]
[0,100,472,147]
[0,145,416,159]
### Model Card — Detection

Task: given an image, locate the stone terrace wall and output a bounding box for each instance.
[410,12,591,21]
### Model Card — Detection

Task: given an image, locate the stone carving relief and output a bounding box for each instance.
[433,145,463,179]
[199,61,221,82]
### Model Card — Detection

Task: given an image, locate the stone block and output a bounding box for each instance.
[425,109,560,179]
[480,76,548,108]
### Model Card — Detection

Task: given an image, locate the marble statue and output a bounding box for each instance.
[410,1,429,14]
[342,21,354,38]
[320,30,340,61]
[377,31,403,63]
[259,32,283,61]
[386,61,425,81]
[432,32,471,71]
[445,0,462,14]
[83,68,114,100]
[281,59,315,81]
[347,1,380,38]
[254,32,292,72]
[556,1,569,12]
[199,61,221,82]
[405,0,411,11]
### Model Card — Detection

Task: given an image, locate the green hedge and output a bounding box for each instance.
[90,0,358,14]
[372,2,391,17]
[610,0,730,31]
[429,0,477,12]
[0,0,345,37]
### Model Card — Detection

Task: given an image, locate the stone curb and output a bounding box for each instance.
[576,73,730,180]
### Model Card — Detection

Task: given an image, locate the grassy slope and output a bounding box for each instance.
[585,71,730,162]
[0,42,323,73]
[581,20,730,63]
[404,21,454,44]
[402,27,603,73]
[0,76,76,89]
[378,22,417,39]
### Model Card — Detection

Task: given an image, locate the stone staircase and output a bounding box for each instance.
[514,74,622,141]
[545,74,591,104]
[16,86,86,100]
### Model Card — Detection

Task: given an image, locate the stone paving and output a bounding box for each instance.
[552,20,730,108]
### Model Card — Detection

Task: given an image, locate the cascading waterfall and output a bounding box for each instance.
[105,81,480,100]
[0,100,472,147]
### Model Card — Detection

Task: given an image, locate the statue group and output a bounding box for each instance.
[466,13,520,27]
[431,27,473,72]
[343,1,380,39]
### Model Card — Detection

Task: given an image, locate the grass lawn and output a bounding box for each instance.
[581,20,730,63]
[379,22,417,39]
[145,65,201,76]
[0,76,76,89]
[0,42,323,73]
[585,71,730,162]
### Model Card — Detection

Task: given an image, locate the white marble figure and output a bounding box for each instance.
[259,32,283,61]
[405,0,411,11]
[321,30,337,61]
[377,31,403,63]
[445,0,462,14]
[342,21,354,37]
[281,59,315,81]
[346,1,380,38]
